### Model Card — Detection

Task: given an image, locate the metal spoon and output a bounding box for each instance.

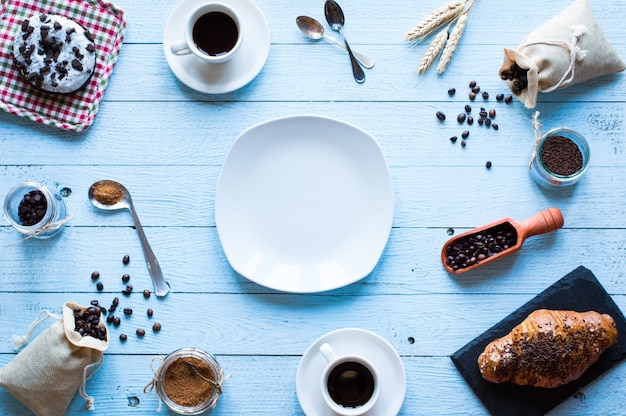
[296,16,374,69]
[88,180,169,297]
[324,0,365,83]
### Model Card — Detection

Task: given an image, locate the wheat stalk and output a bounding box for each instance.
[417,29,449,74]
[405,0,466,42]
[437,12,468,74]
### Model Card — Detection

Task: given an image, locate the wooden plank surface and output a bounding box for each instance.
[1,0,626,414]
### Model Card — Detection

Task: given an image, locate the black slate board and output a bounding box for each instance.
[450,266,626,416]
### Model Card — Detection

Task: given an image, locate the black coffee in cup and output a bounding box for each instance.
[326,361,375,408]
[192,11,238,57]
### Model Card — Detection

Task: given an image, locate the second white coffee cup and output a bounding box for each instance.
[170,3,243,64]
[319,342,381,415]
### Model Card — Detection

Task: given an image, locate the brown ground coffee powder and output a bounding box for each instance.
[540,135,583,176]
[92,182,124,205]
[163,357,215,407]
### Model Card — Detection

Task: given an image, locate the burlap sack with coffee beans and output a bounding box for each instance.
[500,0,625,108]
[0,301,109,416]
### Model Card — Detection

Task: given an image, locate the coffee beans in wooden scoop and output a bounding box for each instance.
[444,222,517,272]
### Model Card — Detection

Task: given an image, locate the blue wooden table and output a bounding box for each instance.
[1,0,626,414]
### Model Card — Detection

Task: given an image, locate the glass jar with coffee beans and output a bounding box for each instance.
[3,182,67,239]
[530,127,590,188]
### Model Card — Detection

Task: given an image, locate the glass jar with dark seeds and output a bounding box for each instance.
[4,182,67,239]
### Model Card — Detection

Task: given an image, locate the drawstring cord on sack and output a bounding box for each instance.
[79,354,104,410]
[11,309,61,350]
[524,24,588,92]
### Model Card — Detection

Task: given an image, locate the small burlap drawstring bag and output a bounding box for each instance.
[0,301,109,416]
[499,0,625,108]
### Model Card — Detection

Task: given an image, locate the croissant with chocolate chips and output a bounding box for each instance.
[478,309,618,388]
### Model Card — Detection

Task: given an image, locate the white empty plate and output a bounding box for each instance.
[215,115,394,293]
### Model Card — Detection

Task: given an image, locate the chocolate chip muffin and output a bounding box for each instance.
[13,13,96,93]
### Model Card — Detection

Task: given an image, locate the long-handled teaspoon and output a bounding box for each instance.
[296,16,374,69]
[88,180,169,297]
[324,0,365,83]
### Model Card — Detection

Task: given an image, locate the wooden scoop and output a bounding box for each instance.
[441,207,564,274]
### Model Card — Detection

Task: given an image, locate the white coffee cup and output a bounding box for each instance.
[319,343,381,415]
[170,3,243,64]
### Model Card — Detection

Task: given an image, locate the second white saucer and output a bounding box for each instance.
[296,328,406,416]
[163,0,270,94]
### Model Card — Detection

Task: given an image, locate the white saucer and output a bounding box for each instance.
[163,0,270,94]
[215,115,394,293]
[296,328,406,416]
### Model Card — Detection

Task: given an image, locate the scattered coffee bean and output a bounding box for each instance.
[486,161,492,169]
[496,93,504,101]
[122,274,130,283]
[448,88,456,96]
[112,297,119,307]
[119,334,127,341]
[136,328,145,337]
[17,190,47,226]
[461,130,469,139]
[147,308,154,317]
[96,282,103,291]
[122,255,130,265]
[469,80,477,88]
[91,300,99,306]
[143,289,151,298]
[436,111,446,121]
[482,91,489,99]
[444,222,517,271]
[123,307,133,316]
[447,228,455,236]
[114,317,121,326]
[450,136,458,143]
[152,322,162,332]
[489,109,496,118]
[492,123,499,131]
[469,92,476,100]
[461,140,466,147]
[472,86,480,94]
[505,95,513,104]
[107,314,115,324]
[479,109,488,118]
[73,306,107,341]
[477,118,484,126]
[464,105,472,113]
[467,116,474,125]
[485,119,492,127]
[457,113,466,123]
[91,271,100,281]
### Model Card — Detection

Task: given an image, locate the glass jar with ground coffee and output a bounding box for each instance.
[155,348,225,415]
[530,127,590,188]
[3,182,67,239]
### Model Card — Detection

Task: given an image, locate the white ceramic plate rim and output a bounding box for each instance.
[296,328,407,416]
[215,115,394,293]
[162,0,270,94]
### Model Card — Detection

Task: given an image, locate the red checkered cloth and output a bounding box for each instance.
[0,0,125,131]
